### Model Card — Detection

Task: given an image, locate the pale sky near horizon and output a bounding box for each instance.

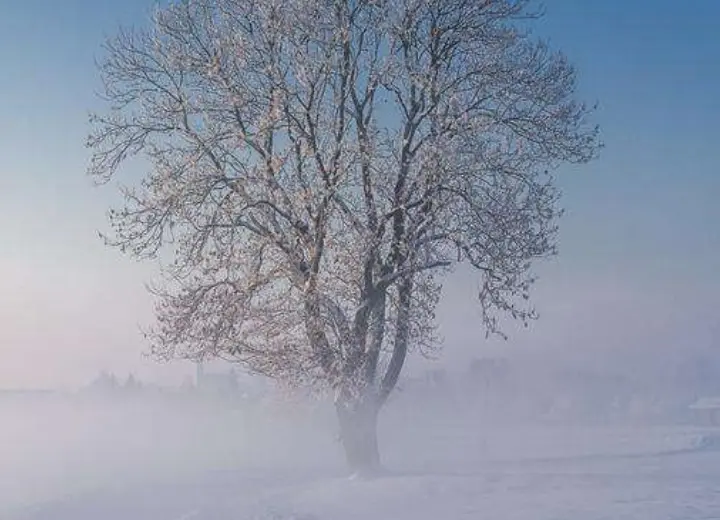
[1,0,718,389]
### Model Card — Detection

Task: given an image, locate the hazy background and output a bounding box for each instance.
[4,373,720,519]
[2,1,719,518]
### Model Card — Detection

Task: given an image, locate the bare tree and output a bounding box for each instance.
[88,0,599,474]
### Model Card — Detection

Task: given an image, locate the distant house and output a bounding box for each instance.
[195,362,239,397]
[689,397,720,425]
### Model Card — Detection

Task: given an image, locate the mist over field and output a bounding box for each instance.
[4,352,720,519]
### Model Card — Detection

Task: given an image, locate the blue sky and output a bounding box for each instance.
[0,0,718,388]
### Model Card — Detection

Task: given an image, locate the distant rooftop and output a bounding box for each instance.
[690,397,720,410]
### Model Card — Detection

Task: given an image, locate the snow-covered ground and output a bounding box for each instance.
[3,395,720,519]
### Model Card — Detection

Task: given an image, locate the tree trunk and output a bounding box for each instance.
[335,397,381,476]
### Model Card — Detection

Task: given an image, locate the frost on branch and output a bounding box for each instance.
[88,0,599,403]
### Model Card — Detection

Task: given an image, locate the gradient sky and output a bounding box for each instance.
[0,0,718,389]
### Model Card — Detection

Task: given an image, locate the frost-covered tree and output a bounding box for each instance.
[88,0,599,473]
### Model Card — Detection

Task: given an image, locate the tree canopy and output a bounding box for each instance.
[88,0,599,470]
